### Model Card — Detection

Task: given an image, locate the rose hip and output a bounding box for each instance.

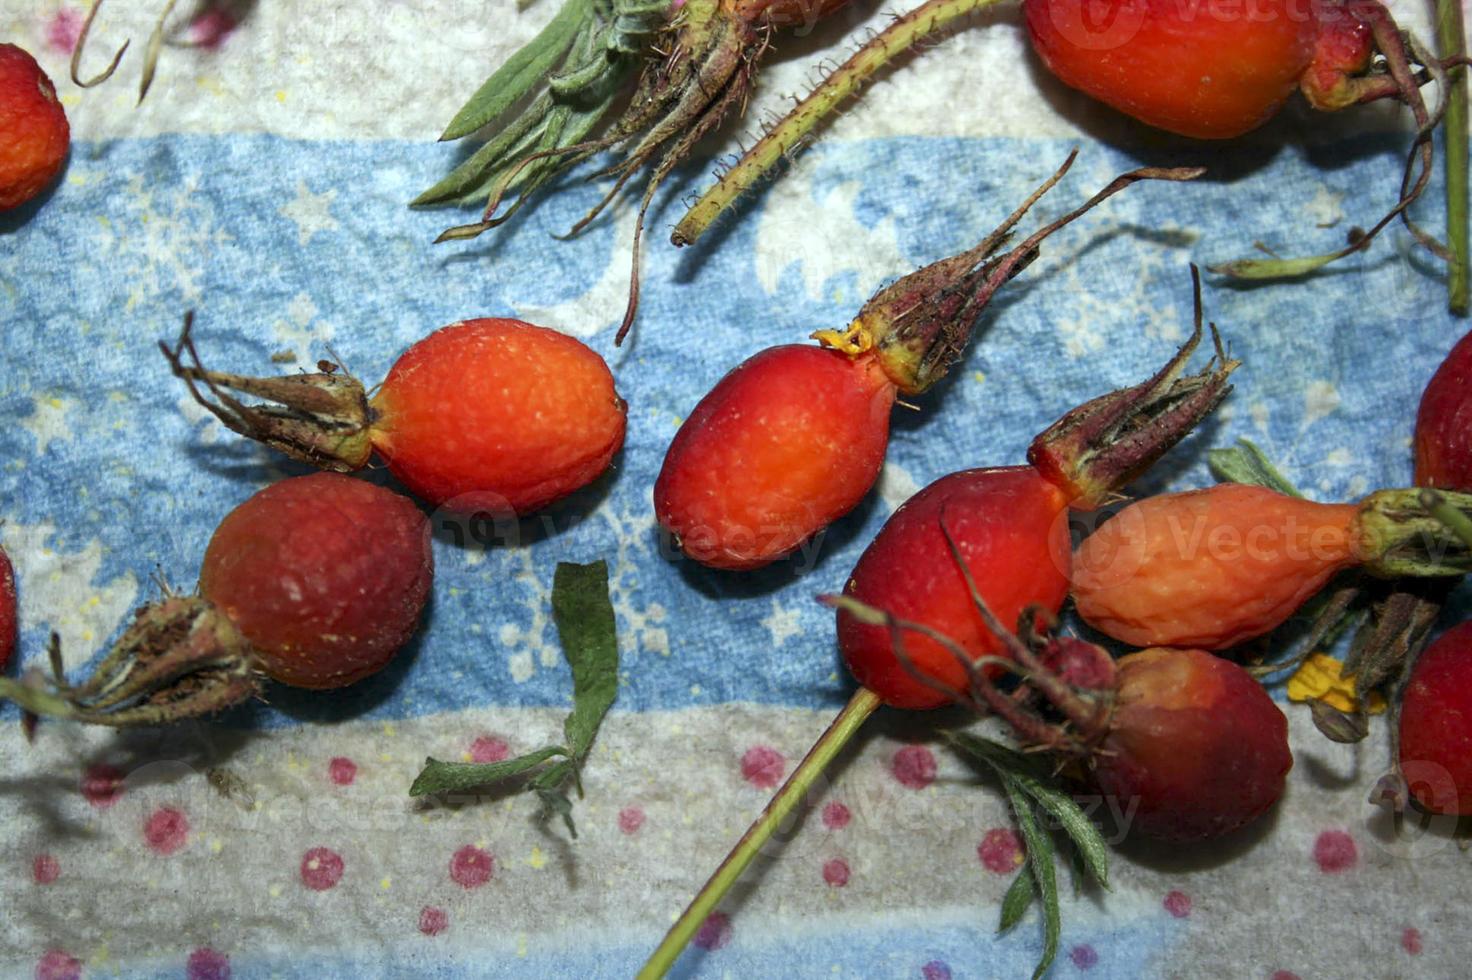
[166,316,627,516]
[1072,483,1472,650]
[1093,647,1292,841]
[1398,621,1472,815]
[0,472,433,725]
[1415,329,1472,490]
[655,346,896,569]
[657,156,1201,570]
[198,473,433,689]
[839,308,1237,709]
[0,44,69,212]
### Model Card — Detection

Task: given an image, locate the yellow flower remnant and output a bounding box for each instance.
[1286,654,1387,714]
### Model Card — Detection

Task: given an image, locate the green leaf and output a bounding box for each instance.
[1207,438,1303,497]
[946,733,1110,889]
[408,561,620,839]
[1207,251,1338,280]
[552,560,620,760]
[409,745,567,796]
[440,0,592,141]
[1003,777,1060,980]
[999,858,1036,933]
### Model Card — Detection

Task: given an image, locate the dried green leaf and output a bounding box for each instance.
[1003,778,1060,980]
[1208,251,1338,280]
[409,561,619,838]
[552,560,619,760]
[999,857,1035,933]
[409,745,567,797]
[440,0,591,141]
[947,732,1109,889]
[1208,438,1303,497]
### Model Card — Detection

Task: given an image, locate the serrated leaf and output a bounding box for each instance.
[1207,438,1303,497]
[947,733,1110,889]
[1003,777,1060,980]
[999,858,1036,933]
[409,745,567,796]
[440,0,592,141]
[552,560,619,759]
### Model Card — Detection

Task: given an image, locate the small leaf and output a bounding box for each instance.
[1208,438,1303,497]
[552,561,619,759]
[440,0,592,141]
[1308,698,1370,743]
[1002,777,1060,980]
[409,746,567,797]
[1208,251,1338,280]
[999,858,1036,932]
[947,733,1109,889]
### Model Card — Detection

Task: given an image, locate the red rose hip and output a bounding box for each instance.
[1415,329,1472,491]
[0,545,15,669]
[0,44,69,211]
[1399,621,1472,815]
[168,317,627,516]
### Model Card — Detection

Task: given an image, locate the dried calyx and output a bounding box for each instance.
[160,313,373,473]
[823,523,1117,758]
[423,0,790,344]
[0,597,260,727]
[815,152,1205,396]
[1356,487,1472,576]
[1028,269,1239,510]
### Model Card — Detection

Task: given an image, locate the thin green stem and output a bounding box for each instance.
[1436,0,1469,315]
[637,686,882,978]
[671,0,1008,246]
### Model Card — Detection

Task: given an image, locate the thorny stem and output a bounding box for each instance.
[637,686,881,979]
[673,0,1009,246]
[1436,0,1470,314]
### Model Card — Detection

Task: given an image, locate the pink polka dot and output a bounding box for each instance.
[144,806,190,856]
[328,757,357,786]
[891,745,937,790]
[419,905,448,936]
[821,801,851,830]
[35,949,80,980]
[81,763,124,808]
[32,854,59,885]
[693,911,732,951]
[822,858,850,887]
[1313,829,1357,874]
[189,9,240,50]
[1402,927,1423,955]
[186,947,231,980]
[300,847,344,891]
[1163,890,1192,918]
[977,828,1024,874]
[449,845,494,889]
[1271,972,1302,980]
[45,10,83,54]
[922,962,952,980]
[1070,944,1099,970]
[469,736,511,764]
[740,745,785,789]
[618,806,645,835]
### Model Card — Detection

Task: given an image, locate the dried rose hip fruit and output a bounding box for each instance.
[166,316,627,516]
[0,472,433,725]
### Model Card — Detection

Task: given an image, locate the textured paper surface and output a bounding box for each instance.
[2,1,1469,977]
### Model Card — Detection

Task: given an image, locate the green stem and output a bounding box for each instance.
[637,686,882,978]
[671,0,1008,246]
[1436,0,1469,315]
[1421,487,1472,548]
